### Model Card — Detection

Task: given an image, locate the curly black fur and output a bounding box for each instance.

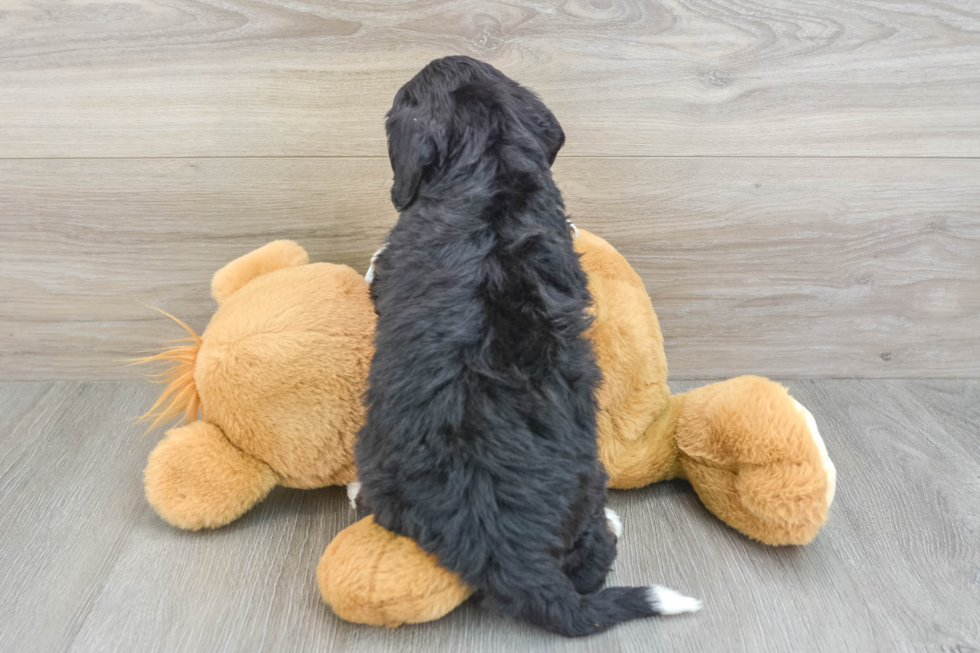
[354,56,663,637]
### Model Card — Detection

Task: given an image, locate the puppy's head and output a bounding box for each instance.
[385,56,565,211]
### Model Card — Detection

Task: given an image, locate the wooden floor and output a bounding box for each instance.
[1,380,977,652]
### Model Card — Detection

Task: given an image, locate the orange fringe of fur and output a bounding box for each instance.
[130,309,202,434]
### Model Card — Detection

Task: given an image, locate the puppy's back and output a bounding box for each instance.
[356,55,700,637]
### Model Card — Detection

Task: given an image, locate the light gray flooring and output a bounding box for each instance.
[0,380,977,652]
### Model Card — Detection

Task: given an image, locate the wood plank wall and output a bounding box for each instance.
[1,0,978,380]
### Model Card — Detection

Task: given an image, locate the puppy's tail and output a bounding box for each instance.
[481,559,700,637]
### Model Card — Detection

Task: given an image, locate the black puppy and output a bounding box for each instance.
[354,56,700,637]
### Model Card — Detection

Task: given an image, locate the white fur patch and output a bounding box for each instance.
[364,245,387,283]
[647,585,702,615]
[346,481,361,510]
[790,397,837,507]
[604,507,623,538]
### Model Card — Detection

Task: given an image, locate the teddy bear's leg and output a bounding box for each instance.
[144,421,278,530]
[673,376,836,545]
[318,516,473,627]
[319,503,626,625]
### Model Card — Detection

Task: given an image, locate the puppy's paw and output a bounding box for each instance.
[346,481,362,510]
[604,507,623,539]
[647,585,702,615]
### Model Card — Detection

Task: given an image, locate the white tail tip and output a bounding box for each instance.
[647,585,702,615]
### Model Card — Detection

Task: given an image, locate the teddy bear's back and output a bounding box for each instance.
[574,231,674,487]
[195,262,375,488]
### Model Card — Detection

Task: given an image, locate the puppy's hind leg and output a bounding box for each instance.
[561,507,618,595]
[345,480,377,520]
[604,507,623,539]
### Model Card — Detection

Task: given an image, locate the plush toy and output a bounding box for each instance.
[138,230,835,626]
[138,240,373,529]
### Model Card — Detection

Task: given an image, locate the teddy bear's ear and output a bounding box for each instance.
[211,240,309,305]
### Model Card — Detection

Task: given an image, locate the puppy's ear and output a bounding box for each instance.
[539,111,565,166]
[517,91,565,167]
[387,111,440,212]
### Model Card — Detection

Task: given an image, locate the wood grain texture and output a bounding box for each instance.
[0,380,977,652]
[0,157,396,380]
[2,157,978,380]
[557,156,980,379]
[1,0,979,157]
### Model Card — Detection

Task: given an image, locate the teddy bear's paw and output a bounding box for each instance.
[604,507,623,539]
[734,460,830,545]
[790,397,837,508]
[144,421,278,530]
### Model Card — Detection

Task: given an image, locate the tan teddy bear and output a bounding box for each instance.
[138,230,835,626]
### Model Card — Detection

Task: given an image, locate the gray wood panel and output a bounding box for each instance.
[2,157,978,380]
[0,157,396,380]
[1,0,979,157]
[0,380,977,652]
